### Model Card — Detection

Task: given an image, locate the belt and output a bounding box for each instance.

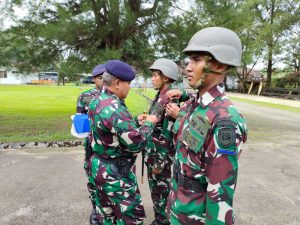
[93,153,136,178]
[93,153,135,165]
[174,171,207,192]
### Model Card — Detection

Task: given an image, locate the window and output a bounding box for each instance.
[0,71,7,78]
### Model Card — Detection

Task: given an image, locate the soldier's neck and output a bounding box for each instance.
[198,75,224,96]
[159,83,170,94]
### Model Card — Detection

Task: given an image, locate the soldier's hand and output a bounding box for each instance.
[166,103,180,119]
[137,114,145,125]
[145,115,158,125]
[152,166,163,175]
[166,89,182,100]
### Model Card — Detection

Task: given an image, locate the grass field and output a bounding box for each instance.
[229,96,300,113]
[135,88,157,99]
[0,85,150,143]
[1,84,299,143]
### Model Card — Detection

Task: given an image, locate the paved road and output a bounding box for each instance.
[1,99,300,225]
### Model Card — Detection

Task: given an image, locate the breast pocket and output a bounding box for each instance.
[179,116,210,153]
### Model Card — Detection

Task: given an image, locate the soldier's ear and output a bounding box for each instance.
[115,79,121,89]
[214,61,228,73]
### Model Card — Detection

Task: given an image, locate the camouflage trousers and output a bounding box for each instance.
[84,138,96,206]
[167,179,206,225]
[90,155,146,225]
[146,158,172,224]
[167,180,233,225]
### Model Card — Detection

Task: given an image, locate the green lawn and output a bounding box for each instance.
[135,88,157,99]
[229,96,300,113]
[2,85,298,143]
[0,85,150,143]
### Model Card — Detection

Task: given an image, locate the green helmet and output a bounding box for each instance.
[183,27,242,67]
[149,58,179,81]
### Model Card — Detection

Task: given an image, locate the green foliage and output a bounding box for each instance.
[0,85,150,142]
[283,34,300,71]
[0,0,299,89]
[152,5,203,61]
[247,0,300,86]
[0,0,167,78]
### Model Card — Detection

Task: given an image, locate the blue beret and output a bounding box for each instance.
[92,64,106,77]
[105,60,135,81]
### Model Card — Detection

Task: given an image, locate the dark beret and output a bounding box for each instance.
[105,60,135,81]
[92,64,106,77]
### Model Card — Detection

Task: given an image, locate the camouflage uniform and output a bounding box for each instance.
[89,87,154,225]
[76,87,101,207]
[167,83,247,225]
[145,83,178,225]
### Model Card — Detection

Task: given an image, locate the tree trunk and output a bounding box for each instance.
[266,45,273,88]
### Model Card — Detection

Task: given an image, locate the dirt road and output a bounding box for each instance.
[0,99,300,225]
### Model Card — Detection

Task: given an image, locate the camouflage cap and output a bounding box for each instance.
[92,64,106,77]
[105,60,135,81]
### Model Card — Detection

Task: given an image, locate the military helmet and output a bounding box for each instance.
[149,58,179,81]
[183,27,242,67]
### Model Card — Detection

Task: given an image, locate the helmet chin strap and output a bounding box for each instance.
[203,66,223,75]
[155,77,168,90]
[193,73,207,89]
[192,56,222,90]
[203,56,223,75]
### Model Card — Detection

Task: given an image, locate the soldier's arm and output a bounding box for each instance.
[153,116,175,168]
[205,117,247,225]
[111,106,155,153]
[76,93,86,114]
[153,94,178,166]
[166,89,194,102]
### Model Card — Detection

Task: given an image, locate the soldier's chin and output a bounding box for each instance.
[153,86,160,90]
[190,80,204,90]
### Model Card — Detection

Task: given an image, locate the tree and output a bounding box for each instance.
[250,0,300,87]
[0,0,173,80]
[283,28,300,72]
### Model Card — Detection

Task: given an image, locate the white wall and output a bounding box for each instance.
[226,76,239,90]
[0,67,38,84]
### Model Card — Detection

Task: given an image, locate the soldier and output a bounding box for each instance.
[76,64,106,225]
[140,58,179,225]
[88,60,158,225]
[167,27,248,225]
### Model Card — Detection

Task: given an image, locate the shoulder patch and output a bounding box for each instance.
[218,127,235,148]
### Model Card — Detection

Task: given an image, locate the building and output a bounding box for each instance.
[0,67,59,85]
[0,67,38,84]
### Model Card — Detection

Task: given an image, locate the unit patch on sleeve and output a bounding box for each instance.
[218,127,235,148]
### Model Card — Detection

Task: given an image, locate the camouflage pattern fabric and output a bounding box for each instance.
[167,83,247,225]
[88,87,155,225]
[76,87,101,206]
[77,88,101,114]
[146,83,178,224]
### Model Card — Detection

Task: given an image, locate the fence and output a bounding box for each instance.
[30,80,56,85]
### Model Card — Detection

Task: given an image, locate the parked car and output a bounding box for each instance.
[81,76,95,84]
